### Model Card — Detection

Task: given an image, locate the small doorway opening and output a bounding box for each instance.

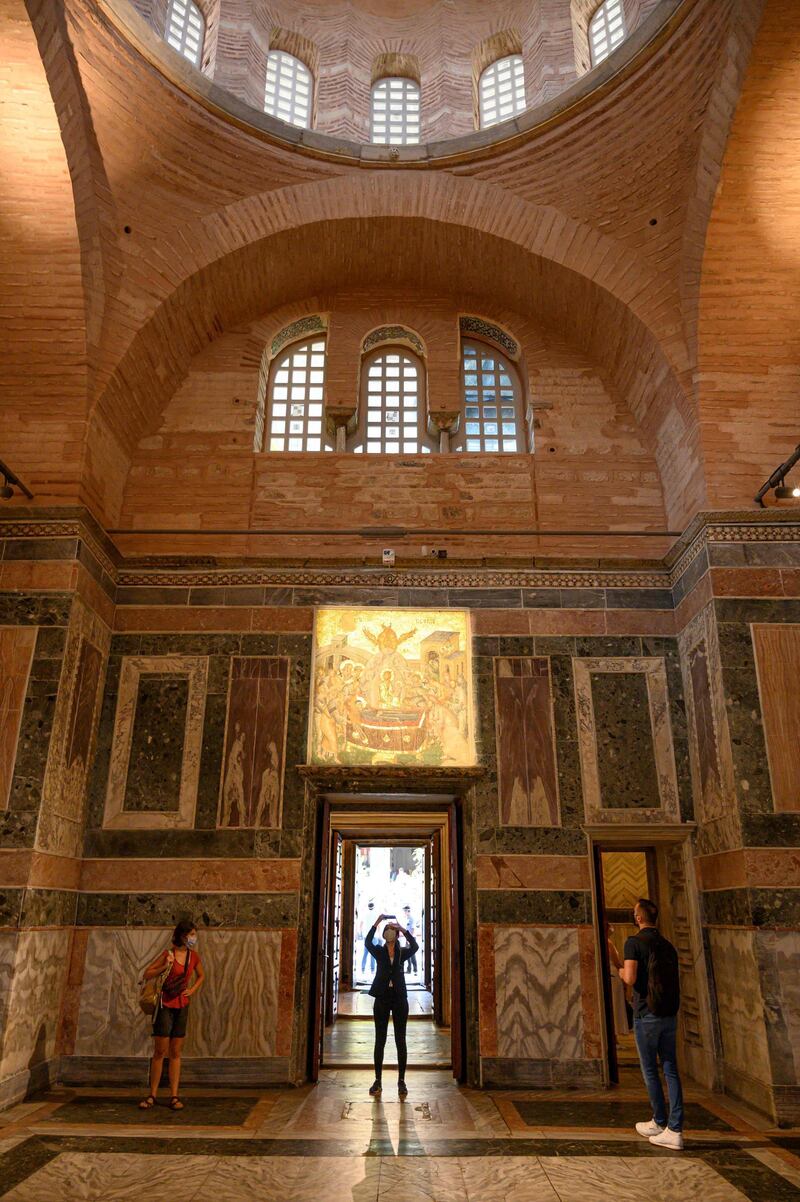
[594,846,658,1082]
[311,805,462,1080]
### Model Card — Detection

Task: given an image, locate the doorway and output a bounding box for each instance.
[593,846,657,1082]
[310,805,463,1081]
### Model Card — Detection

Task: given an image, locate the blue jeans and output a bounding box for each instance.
[633,1013,684,1132]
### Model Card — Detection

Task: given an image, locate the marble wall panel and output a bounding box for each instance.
[0,929,71,1088]
[573,657,680,823]
[218,657,288,830]
[707,927,771,1086]
[102,657,208,830]
[678,605,739,853]
[74,928,283,1059]
[493,926,584,1060]
[0,931,17,1061]
[756,929,800,1088]
[591,671,659,808]
[752,624,800,812]
[494,657,560,827]
[0,629,36,812]
[36,598,110,858]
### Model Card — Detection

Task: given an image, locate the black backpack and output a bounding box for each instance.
[639,931,680,1017]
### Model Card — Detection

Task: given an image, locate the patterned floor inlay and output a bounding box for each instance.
[511,1099,734,1132]
[42,1095,261,1127]
[1,1073,799,1202]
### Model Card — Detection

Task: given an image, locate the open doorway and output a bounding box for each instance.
[311,806,462,1081]
[594,847,657,1082]
[349,843,430,1010]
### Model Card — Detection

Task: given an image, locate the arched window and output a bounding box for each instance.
[589,0,627,67]
[456,341,524,452]
[478,55,526,129]
[370,78,421,145]
[165,0,204,67]
[264,50,313,128]
[267,338,328,451]
[351,349,432,453]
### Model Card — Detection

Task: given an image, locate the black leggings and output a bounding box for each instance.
[373,993,409,1079]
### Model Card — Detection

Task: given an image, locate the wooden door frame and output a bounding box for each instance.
[585,823,702,1089]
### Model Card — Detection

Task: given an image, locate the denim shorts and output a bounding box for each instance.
[153,1003,189,1039]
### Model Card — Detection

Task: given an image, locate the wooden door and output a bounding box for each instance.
[310,800,331,1081]
[593,844,619,1085]
[424,838,432,992]
[326,830,343,1024]
[448,804,463,1081]
[340,840,356,992]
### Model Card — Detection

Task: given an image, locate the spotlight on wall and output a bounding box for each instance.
[0,459,34,501]
[754,444,800,507]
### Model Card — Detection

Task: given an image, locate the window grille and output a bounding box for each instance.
[165,0,204,67]
[267,338,328,451]
[370,77,421,145]
[351,350,431,453]
[478,55,526,129]
[589,0,627,67]
[264,50,313,128]
[457,341,524,452]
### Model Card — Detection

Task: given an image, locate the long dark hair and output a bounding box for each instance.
[172,918,196,947]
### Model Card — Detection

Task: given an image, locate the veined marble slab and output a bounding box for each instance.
[708,927,772,1086]
[0,627,36,813]
[74,928,283,1059]
[0,929,70,1088]
[493,927,584,1060]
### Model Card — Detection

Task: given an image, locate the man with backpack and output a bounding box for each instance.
[618,897,684,1149]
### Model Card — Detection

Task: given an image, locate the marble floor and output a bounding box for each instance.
[323,1017,452,1067]
[1,1071,799,1202]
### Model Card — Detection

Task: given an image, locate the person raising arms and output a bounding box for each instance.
[365,912,419,1099]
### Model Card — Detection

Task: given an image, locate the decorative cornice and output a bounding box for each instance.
[270,315,326,358]
[114,567,670,588]
[459,316,519,359]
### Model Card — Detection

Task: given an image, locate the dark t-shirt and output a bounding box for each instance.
[623,927,659,1018]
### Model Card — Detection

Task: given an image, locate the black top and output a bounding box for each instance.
[365,924,419,999]
[623,927,666,1018]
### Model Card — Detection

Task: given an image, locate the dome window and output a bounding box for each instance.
[370,78,421,146]
[264,50,313,129]
[267,338,329,451]
[589,0,627,67]
[350,350,432,453]
[456,341,525,453]
[165,0,204,68]
[478,55,526,129]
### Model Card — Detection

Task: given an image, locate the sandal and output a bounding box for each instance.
[139,1095,156,1109]
[168,1096,184,1111]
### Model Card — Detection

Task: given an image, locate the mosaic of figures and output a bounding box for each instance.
[309,609,475,766]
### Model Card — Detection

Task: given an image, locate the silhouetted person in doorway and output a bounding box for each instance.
[365,913,418,1098]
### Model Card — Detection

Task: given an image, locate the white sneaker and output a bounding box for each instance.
[649,1128,684,1150]
[635,1120,665,1137]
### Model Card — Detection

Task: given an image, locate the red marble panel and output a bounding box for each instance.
[0,627,36,810]
[476,854,589,890]
[577,927,602,1060]
[57,929,90,1057]
[752,624,800,812]
[65,640,102,777]
[527,609,606,635]
[80,857,302,892]
[276,927,298,1058]
[494,656,559,826]
[219,657,289,829]
[477,924,498,1057]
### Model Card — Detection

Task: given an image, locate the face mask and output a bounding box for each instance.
[384,929,397,943]
[185,935,198,949]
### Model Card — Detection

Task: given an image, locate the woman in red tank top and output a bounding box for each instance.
[139,919,205,1111]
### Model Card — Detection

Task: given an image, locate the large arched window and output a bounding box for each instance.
[266,338,328,451]
[589,0,627,67]
[370,78,421,145]
[456,341,525,452]
[351,349,432,453]
[264,50,313,128]
[478,55,526,129]
[165,0,204,67]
